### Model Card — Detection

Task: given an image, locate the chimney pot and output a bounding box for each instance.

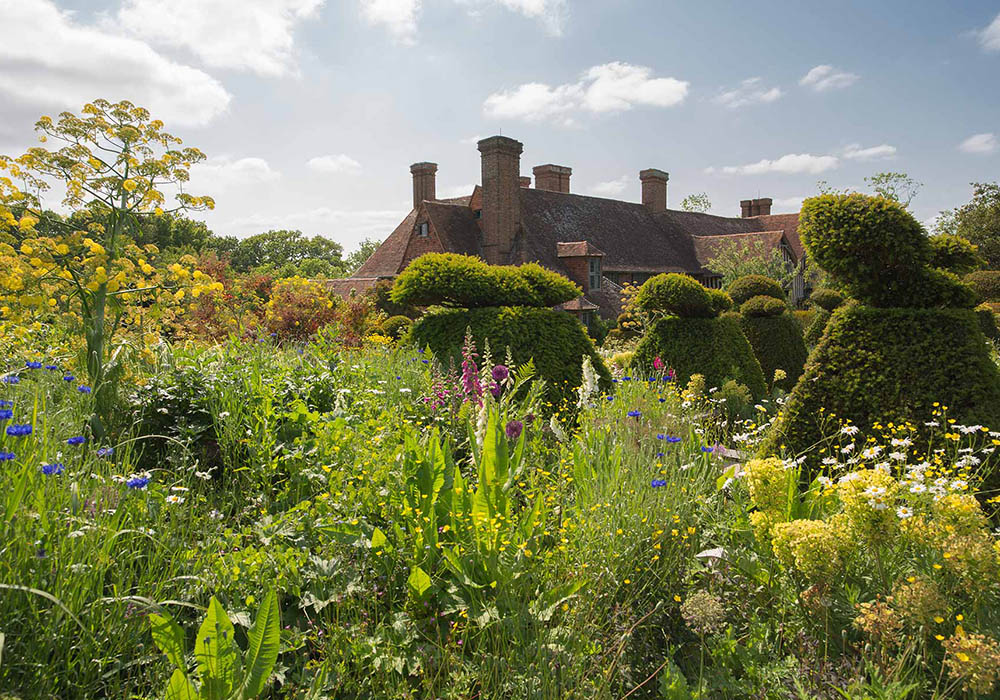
[410,162,437,209]
[639,169,669,213]
[519,176,532,188]
[740,199,753,218]
[478,136,523,265]
[757,197,772,216]
[532,164,572,193]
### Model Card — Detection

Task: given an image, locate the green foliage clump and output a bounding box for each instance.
[726,274,785,305]
[740,295,785,318]
[975,304,1000,341]
[929,234,984,275]
[965,270,1000,303]
[760,305,1000,488]
[803,308,831,346]
[382,315,413,340]
[634,273,715,318]
[809,288,845,312]
[707,288,734,315]
[738,310,808,392]
[410,306,611,403]
[800,194,975,308]
[391,253,579,309]
[633,314,766,399]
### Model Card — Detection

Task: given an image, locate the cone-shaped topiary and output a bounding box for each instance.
[726,274,786,305]
[738,297,808,392]
[635,273,715,318]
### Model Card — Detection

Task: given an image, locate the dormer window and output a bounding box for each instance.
[417,222,429,237]
[588,257,602,291]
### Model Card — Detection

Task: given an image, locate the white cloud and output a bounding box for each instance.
[842,143,897,161]
[713,77,783,109]
[462,0,566,35]
[959,132,998,154]
[977,11,1000,51]
[307,154,363,173]
[714,153,840,176]
[799,64,859,92]
[772,196,806,212]
[0,0,230,128]
[483,62,688,123]
[224,207,408,248]
[116,0,324,77]
[190,156,281,190]
[438,183,475,199]
[360,0,421,45]
[588,175,630,197]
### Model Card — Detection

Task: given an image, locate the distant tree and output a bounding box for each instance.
[130,212,212,253]
[344,237,381,274]
[679,193,712,213]
[865,171,922,209]
[703,238,796,289]
[208,229,345,274]
[935,182,1000,269]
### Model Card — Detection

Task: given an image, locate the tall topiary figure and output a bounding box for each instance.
[727,274,808,392]
[632,274,766,399]
[761,194,1000,489]
[394,253,611,404]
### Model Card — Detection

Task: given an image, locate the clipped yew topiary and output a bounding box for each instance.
[707,288,734,315]
[411,306,611,404]
[929,234,984,275]
[726,274,786,305]
[381,315,413,340]
[733,278,808,392]
[633,273,766,398]
[764,194,1000,490]
[809,288,845,313]
[390,253,580,308]
[803,308,831,347]
[740,295,785,317]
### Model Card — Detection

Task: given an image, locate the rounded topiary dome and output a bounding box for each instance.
[809,288,845,312]
[707,288,734,315]
[741,295,786,318]
[727,275,786,305]
[635,273,715,318]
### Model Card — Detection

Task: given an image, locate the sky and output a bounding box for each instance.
[0,0,998,254]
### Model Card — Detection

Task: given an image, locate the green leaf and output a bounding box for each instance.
[240,589,280,699]
[370,528,387,550]
[407,566,432,600]
[716,463,738,492]
[195,597,242,700]
[531,580,586,622]
[149,612,188,672]
[164,668,198,700]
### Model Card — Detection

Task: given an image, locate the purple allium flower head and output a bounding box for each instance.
[491,365,510,383]
[505,420,523,441]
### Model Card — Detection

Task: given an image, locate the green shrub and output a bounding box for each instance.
[803,308,831,346]
[793,309,816,330]
[857,267,976,309]
[635,273,715,318]
[760,305,1000,490]
[727,274,786,305]
[391,253,580,308]
[707,288,734,315]
[410,306,611,404]
[740,295,785,318]
[975,304,1000,341]
[965,270,1000,303]
[382,315,413,340]
[738,312,808,392]
[929,234,984,275]
[809,288,844,312]
[633,314,766,399]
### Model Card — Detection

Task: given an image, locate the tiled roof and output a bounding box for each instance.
[323,277,381,295]
[556,241,605,257]
[691,230,788,268]
[556,297,600,311]
[425,201,481,257]
[353,209,419,278]
[754,213,803,259]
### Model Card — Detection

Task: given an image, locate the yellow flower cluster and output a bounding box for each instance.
[772,515,850,583]
[943,631,1000,695]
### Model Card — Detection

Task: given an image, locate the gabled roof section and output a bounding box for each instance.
[518,188,702,274]
[424,201,482,258]
[353,208,419,278]
[556,297,600,312]
[754,213,803,259]
[691,230,788,269]
[556,241,605,257]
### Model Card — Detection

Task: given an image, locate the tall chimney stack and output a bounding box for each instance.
[478,136,523,265]
[757,197,772,216]
[740,200,753,218]
[410,162,437,209]
[640,169,669,213]
[533,164,572,193]
[741,197,772,217]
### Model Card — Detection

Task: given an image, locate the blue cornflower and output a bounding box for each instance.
[701,446,714,453]
[656,434,665,440]
[0,409,12,421]
[656,452,665,458]
[96,447,114,458]
[650,479,666,488]
[421,360,429,364]
[6,424,31,437]
[2,376,20,385]
[126,476,150,490]
[0,400,11,408]
[611,379,618,383]
[40,463,64,476]
[658,398,666,403]
[623,376,631,382]
[25,361,43,369]
[606,395,614,401]
[627,410,641,418]
[62,375,74,382]
[666,436,682,443]
[45,365,58,371]
[67,436,86,446]
[0,452,15,461]
[77,385,92,394]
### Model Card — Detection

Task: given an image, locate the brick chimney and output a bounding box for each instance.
[741,197,773,217]
[410,162,437,209]
[533,164,572,193]
[640,169,669,213]
[519,176,532,188]
[478,136,523,265]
